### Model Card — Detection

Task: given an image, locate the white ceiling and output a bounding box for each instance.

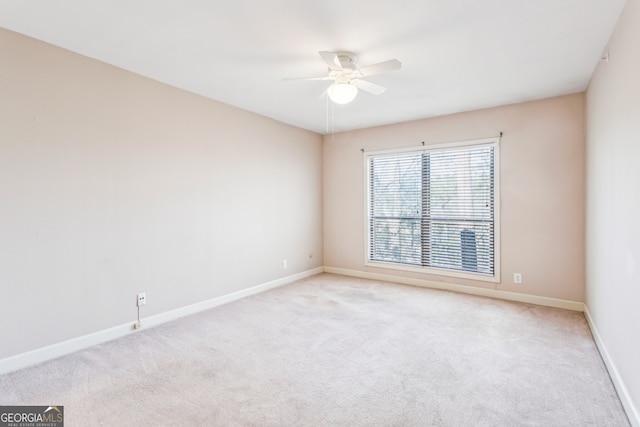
[0,0,627,134]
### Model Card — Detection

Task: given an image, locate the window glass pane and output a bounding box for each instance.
[369,154,421,264]
[370,218,421,265]
[429,147,493,221]
[427,222,493,274]
[427,146,494,274]
[370,154,422,217]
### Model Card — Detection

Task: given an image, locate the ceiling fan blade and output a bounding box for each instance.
[352,79,386,95]
[359,59,402,77]
[319,51,343,70]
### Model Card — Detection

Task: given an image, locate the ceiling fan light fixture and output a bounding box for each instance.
[328,82,358,104]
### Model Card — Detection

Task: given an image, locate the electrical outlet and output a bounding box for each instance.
[514,273,522,284]
[137,292,146,306]
[283,259,288,269]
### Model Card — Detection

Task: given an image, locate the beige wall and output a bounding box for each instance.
[324,93,585,301]
[586,0,640,421]
[0,29,323,359]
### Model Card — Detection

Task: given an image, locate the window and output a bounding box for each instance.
[366,138,499,281]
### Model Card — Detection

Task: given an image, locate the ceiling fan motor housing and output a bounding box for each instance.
[335,52,357,70]
[329,52,363,82]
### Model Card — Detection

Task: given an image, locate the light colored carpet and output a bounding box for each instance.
[0,274,630,426]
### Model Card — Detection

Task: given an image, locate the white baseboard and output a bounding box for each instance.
[584,306,639,427]
[0,267,324,375]
[324,266,585,311]
[0,322,136,377]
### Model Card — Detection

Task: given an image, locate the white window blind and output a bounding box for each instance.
[368,141,496,277]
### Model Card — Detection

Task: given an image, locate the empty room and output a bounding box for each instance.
[1,0,638,426]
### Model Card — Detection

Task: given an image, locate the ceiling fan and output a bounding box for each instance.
[289,51,402,104]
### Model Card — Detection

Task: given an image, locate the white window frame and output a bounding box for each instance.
[364,137,501,283]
